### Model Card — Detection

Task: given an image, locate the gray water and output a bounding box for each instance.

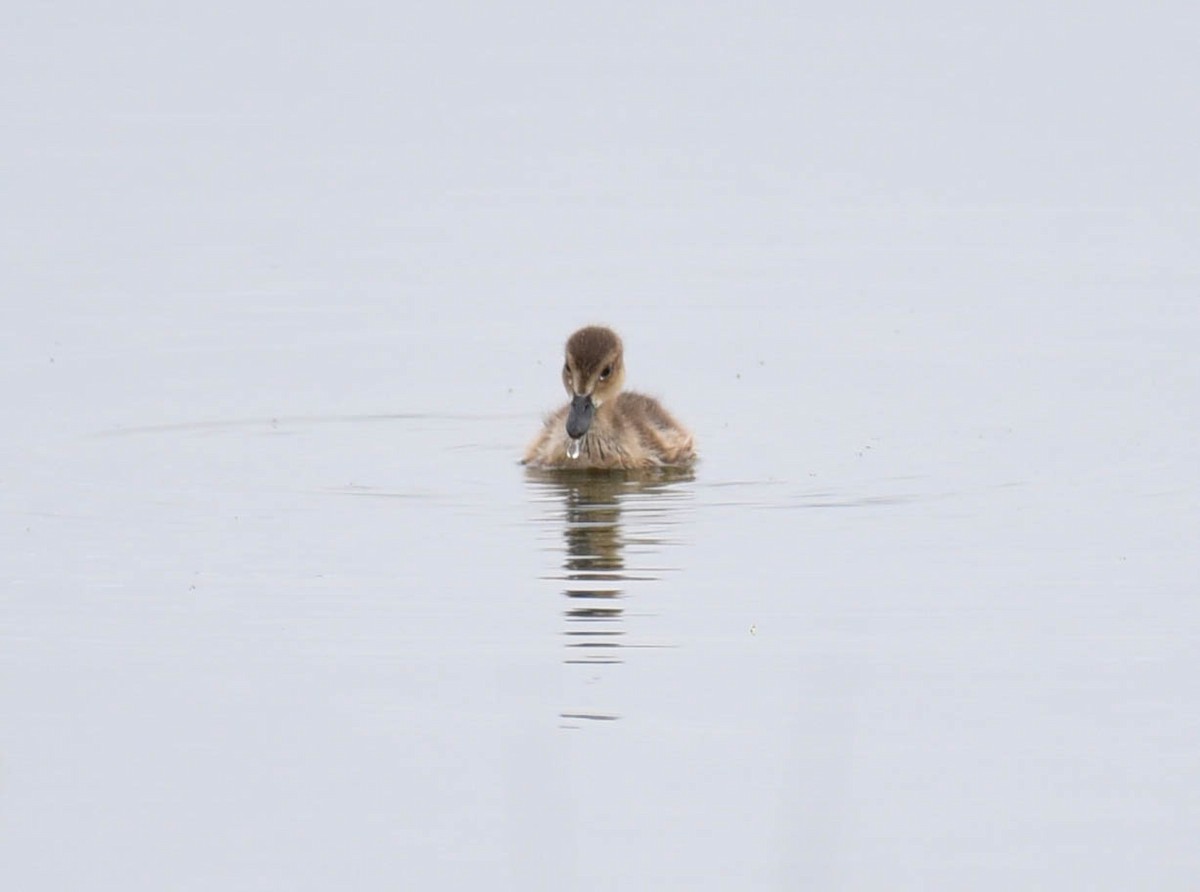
[4,4,1199,889]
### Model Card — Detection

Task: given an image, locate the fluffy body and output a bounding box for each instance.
[523,326,696,470]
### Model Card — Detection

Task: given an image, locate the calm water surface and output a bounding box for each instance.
[4,3,1199,889]
[7,348,1195,888]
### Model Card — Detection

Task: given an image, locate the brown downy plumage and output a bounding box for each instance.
[523,326,696,470]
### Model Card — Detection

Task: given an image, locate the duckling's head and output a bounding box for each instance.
[561,326,625,439]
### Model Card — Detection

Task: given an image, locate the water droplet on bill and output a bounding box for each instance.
[567,438,581,460]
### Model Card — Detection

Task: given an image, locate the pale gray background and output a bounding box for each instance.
[3,2,1198,889]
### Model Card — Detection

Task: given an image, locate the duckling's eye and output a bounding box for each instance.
[599,365,613,381]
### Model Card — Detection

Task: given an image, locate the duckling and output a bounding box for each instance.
[523,326,696,470]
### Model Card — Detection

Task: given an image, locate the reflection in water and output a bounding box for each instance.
[526,468,694,725]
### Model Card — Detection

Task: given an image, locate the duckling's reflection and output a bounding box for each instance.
[526,467,694,724]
